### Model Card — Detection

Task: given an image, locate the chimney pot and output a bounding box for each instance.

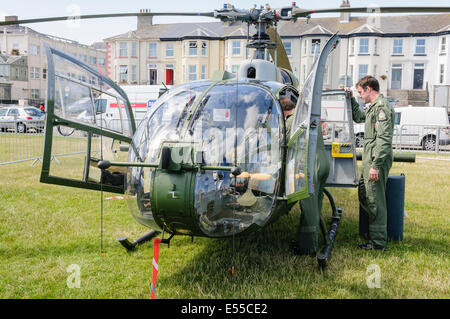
[5,16,18,22]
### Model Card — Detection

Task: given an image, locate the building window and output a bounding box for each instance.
[374,38,378,55]
[202,41,207,56]
[231,65,238,75]
[359,38,369,54]
[415,39,426,55]
[391,64,403,90]
[358,64,368,80]
[131,42,137,57]
[439,64,445,84]
[119,42,127,57]
[29,44,40,55]
[189,41,197,56]
[440,37,447,54]
[350,39,355,55]
[201,65,206,79]
[232,41,241,56]
[89,56,97,65]
[283,41,292,56]
[43,68,47,79]
[166,43,174,57]
[149,43,157,58]
[311,39,321,55]
[373,64,377,77]
[79,54,87,63]
[99,58,105,66]
[131,65,137,82]
[30,89,40,99]
[30,67,40,79]
[188,65,196,81]
[119,65,128,82]
[393,39,403,55]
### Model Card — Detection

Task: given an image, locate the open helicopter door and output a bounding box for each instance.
[321,90,358,187]
[40,44,136,194]
[285,34,340,203]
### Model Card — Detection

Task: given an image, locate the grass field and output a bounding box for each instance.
[0,155,449,299]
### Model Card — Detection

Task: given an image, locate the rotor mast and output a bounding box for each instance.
[214,3,298,61]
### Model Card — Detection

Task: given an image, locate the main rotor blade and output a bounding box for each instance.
[266,26,292,72]
[0,12,215,26]
[292,6,450,18]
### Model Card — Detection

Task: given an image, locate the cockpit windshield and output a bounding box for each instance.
[126,81,283,237]
[190,83,282,236]
[126,82,211,229]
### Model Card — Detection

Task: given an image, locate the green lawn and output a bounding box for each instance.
[0,156,449,299]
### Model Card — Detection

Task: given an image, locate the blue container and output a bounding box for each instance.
[359,174,405,241]
[386,174,405,241]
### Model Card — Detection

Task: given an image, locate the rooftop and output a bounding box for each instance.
[104,14,450,41]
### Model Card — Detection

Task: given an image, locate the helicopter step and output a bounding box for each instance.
[118,230,160,251]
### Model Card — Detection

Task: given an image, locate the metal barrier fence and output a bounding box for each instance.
[0,119,130,166]
[392,124,450,153]
[354,124,450,154]
[1,123,449,166]
[0,129,89,166]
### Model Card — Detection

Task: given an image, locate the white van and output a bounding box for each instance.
[354,106,450,150]
[105,85,168,125]
[75,85,168,133]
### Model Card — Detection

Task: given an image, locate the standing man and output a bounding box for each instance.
[347,76,395,250]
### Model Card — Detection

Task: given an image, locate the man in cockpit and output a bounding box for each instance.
[280,91,330,256]
[280,96,296,138]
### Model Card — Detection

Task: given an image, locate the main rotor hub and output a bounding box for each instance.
[214,3,298,59]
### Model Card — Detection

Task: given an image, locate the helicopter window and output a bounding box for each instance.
[247,67,256,79]
[129,82,212,164]
[280,69,292,85]
[54,76,95,125]
[192,83,282,237]
[190,83,280,166]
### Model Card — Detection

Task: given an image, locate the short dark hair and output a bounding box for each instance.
[280,98,296,111]
[356,76,380,92]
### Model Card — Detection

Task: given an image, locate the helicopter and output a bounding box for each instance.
[2,3,449,268]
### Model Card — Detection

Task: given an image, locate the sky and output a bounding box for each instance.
[1,0,449,45]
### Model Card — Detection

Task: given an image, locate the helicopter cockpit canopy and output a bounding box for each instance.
[126,80,285,237]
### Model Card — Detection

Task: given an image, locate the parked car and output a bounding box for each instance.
[0,106,45,133]
[354,106,450,150]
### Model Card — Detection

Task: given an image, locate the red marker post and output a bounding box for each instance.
[150,238,162,299]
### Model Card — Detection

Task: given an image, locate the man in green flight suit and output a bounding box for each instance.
[347,76,395,250]
[280,95,330,256]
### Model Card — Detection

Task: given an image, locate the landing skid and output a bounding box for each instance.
[118,230,160,251]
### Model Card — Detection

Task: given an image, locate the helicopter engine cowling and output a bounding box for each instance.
[237,59,283,83]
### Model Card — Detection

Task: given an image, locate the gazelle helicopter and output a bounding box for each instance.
[2,3,448,268]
